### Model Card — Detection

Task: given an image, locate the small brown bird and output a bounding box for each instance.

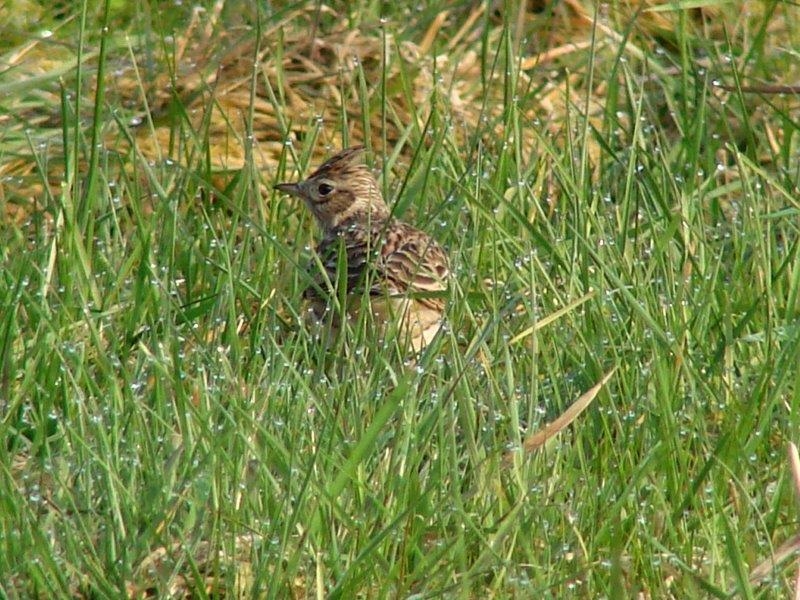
[274,146,449,352]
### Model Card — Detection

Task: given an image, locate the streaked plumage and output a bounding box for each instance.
[274,146,448,352]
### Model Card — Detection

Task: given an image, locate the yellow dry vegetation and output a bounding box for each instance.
[3,0,797,226]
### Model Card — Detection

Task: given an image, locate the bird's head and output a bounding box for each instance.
[275,146,389,231]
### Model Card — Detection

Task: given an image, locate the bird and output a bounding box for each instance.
[274,145,449,353]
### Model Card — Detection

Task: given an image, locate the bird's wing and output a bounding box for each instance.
[379,222,449,310]
[303,220,449,311]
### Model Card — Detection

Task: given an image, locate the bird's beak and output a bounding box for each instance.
[274,182,301,197]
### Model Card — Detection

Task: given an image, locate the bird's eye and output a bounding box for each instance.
[317,183,334,196]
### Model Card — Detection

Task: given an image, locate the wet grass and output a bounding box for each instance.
[2,0,800,597]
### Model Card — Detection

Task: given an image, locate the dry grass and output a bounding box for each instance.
[4,0,796,221]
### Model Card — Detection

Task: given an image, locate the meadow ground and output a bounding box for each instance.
[1,1,799,597]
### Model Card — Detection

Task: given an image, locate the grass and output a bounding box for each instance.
[1,0,799,597]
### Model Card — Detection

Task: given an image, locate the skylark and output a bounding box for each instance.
[274,146,449,352]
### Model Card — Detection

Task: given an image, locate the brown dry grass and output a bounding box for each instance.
[5,0,796,225]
